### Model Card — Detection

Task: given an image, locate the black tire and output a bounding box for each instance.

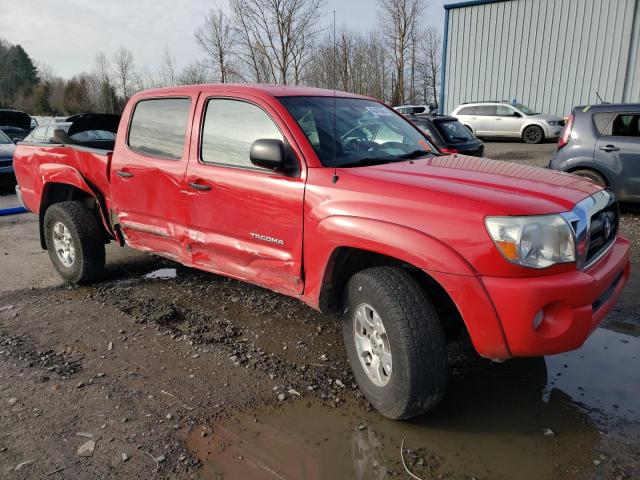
[43,201,105,283]
[571,169,608,188]
[522,125,544,144]
[341,267,447,419]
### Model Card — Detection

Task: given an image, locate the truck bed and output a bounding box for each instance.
[13,143,113,215]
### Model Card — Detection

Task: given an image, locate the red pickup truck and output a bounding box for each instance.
[13,85,631,419]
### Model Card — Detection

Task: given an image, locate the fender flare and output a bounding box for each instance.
[303,215,478,308]
[302,216,510,358]
[37,164,114,245]
[563,162,614,187]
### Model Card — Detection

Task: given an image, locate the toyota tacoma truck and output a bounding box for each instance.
[13,85,631,419]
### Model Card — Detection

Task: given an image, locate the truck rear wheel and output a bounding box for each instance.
[44,201,105,283]
[342,267,447,419]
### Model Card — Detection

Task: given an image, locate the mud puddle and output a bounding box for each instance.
[187,328,639,480]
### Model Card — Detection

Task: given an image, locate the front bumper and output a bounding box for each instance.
[545,125,563,138]
[481,235,631,357]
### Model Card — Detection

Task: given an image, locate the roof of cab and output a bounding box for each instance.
[134,83,371,100]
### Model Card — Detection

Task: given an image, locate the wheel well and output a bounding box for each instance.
[39,183,101,250]
[522,123,544,133]
[319,247,464,337]
[565,166,610,187]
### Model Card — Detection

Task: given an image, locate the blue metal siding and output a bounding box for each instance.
[441,0,640,116]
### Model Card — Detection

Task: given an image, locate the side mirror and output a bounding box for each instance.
[250,139,285,171]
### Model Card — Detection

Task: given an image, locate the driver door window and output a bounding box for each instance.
[494,105,522,135]
[201,99,284,169]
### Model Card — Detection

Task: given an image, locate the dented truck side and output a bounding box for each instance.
[13,84,631,419]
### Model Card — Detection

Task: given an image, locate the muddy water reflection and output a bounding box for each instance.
[143,267,178,280]
[188,328,639,479]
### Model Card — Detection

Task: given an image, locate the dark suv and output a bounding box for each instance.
[408,114,484,156]
[549,104,640,202]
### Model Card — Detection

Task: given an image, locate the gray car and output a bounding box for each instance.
[451,101,565,144]
[549,103,640,202]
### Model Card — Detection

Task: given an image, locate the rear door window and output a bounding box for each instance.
[456,106,476,115]
[610,114,640,137]
[128,98,191,160]
[476,105,497,116]
[435,120,474,143]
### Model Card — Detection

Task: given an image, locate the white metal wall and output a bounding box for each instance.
[442,0,640,116]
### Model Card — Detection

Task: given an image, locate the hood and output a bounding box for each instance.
[339,154,600,215]
[66,113,120,137]
[0,110,30,132]
[528,113,564,122]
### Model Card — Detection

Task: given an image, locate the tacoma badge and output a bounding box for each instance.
[250,233,284,246]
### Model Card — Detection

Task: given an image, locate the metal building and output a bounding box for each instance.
[439,0,640,116]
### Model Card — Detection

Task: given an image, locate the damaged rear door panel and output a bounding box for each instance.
[110,95,197,262]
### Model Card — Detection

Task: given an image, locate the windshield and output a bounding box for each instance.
[0,130,11,144]
[434,120,474,143]
[278,96,434,167]
[514,103,539,115]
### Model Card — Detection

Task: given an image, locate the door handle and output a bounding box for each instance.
[189,182,212,191]
[495,118,502,121]
[599,145,620,152]
[117,170,134,178]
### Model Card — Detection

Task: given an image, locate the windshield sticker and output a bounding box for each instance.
[365,106,393,117]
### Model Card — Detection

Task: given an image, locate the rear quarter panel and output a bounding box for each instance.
[14,143,112,213]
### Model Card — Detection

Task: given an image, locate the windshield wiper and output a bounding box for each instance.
[396,149,432,159]
[339,157,403,167]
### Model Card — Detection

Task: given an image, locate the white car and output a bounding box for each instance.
[451,101,565,144]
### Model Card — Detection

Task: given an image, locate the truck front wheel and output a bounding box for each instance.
[44,201,105,283]
[342,267,447,419]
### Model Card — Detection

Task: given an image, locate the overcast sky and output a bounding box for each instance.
[0,0,447,78]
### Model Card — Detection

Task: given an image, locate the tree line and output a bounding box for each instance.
[0,0,441,116]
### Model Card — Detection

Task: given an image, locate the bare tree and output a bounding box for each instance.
[230,0,325,85]
[92,51,116,112]
[195,7,236,83]
[179,61,211,85]
[160,47,177,86]
[305,27,391,101]
[377,0,424,105]
[112,46,135,100]
[421,25,441,109]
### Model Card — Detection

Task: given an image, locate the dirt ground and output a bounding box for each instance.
[0,144,638,480]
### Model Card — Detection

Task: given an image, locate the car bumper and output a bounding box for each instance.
[545,126,563,138]
[481,235,631,357]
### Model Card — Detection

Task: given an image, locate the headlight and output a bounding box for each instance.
[485,215,575,268]
[546,120,561,126]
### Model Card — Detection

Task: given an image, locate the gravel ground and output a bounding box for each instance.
[0,144,638,479]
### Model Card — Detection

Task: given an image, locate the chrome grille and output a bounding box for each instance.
[561,190,618,270]
[586,202,618,265]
